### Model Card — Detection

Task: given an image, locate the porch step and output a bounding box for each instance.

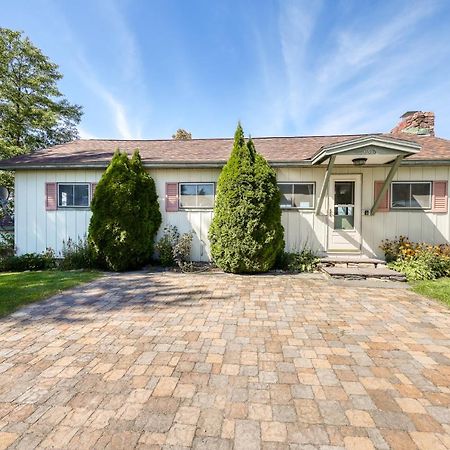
[320,256,386,268]
[321,266,406,282]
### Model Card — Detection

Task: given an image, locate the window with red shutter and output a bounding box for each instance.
[432,181,448,213]
[373,181,389,212]
[165,182,179,212]
[45,182,57,211]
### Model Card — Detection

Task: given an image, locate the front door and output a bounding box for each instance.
[327,175,362,253]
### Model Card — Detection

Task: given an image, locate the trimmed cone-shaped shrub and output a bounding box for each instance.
[209,123,284,273]
[88,149,161,271]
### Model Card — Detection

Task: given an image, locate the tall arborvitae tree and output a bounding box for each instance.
[209,123,284,273]
[88,150,161,271]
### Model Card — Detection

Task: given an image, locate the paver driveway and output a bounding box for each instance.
[0,272,449,450]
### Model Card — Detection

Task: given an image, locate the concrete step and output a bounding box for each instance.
[320,256,386,268]
[322,266,406,282]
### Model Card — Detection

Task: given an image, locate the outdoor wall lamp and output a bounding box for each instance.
[352,157,368,166]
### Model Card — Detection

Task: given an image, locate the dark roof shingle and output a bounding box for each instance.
[1,133,450,169]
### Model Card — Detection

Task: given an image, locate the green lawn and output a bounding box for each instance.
[0,270,101,318]
[411,277,450,307]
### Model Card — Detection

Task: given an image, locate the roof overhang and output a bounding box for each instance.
[311,135,421,166]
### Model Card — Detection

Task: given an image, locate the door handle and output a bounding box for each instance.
[329,209,333,217]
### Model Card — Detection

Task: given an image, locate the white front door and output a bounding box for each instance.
[327,175,362,253]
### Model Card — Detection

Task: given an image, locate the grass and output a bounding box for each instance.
[0,270,101,318]
[411,277,450,307]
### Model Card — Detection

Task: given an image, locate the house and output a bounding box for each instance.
[0,111,448,261]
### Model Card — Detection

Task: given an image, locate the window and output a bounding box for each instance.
[391,182,432,209]
[278,183,315,209]
[179,183,214,209]
[58,183,90,208]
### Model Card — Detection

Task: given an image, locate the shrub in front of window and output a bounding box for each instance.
[88,149,161,271]
[381,237,450,280]
[173,232,193,272]
[155,225,180,266]
[59,237,96,270]
[209,123,284,273]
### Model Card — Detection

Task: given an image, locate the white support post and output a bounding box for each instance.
[370,155,404,215]
[315,155,336,215]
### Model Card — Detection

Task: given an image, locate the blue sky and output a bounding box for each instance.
[3,0,450,139]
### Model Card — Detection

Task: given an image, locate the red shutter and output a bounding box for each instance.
[45,182,57,211]
[432,181,448,213]
[374,180,390,212]
[165,183,179,212]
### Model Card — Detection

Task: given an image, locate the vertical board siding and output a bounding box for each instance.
[14,166,450,260]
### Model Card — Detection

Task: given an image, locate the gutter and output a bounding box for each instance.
[1,159,450,170]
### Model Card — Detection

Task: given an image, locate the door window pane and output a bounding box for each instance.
[334,181,355,230]
[334,181,354,205]
[334,216,354,230]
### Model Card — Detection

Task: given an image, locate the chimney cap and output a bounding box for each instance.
[401,111,419,118]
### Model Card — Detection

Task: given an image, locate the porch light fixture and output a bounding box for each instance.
[352,157,368,166]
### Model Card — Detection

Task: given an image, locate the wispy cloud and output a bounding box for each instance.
[72,50,141,140]
[50,0,148,139]
[253,0,450,136]
[77,126,98,139]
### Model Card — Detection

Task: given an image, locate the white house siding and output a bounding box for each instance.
[14,165,450,260]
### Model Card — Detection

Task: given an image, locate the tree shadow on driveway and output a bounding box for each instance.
[1,271,233,325]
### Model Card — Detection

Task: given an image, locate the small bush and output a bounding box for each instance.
[59,237,96,270]
[0,249,56,272]
[382,237,450,281]
[389,253,448,281]
[275,249,320,273]
[155,226,180,266]
[173,232,193,272]
[381,236,450,262]
[155,225,193,271]
[0,233,14,258]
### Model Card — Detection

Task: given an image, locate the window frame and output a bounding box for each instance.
[390,181,432,210]
[57,182,91,209]
[178,182,215,210]
[278,182,316,210]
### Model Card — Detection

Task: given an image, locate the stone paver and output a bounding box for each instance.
[0,271,449,449]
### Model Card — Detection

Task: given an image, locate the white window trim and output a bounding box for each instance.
[57,183,91,209]
[390,181,432,210]
[278,182,316,210]
[178,182,215,210]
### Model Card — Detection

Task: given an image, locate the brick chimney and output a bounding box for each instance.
[391,111,435,136]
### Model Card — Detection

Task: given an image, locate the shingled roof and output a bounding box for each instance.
[1,132,450,169]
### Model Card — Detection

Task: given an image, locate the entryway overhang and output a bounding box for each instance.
[313,135,421,216]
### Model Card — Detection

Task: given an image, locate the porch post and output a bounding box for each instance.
[315,155,336,215]
[370,155,404,215]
